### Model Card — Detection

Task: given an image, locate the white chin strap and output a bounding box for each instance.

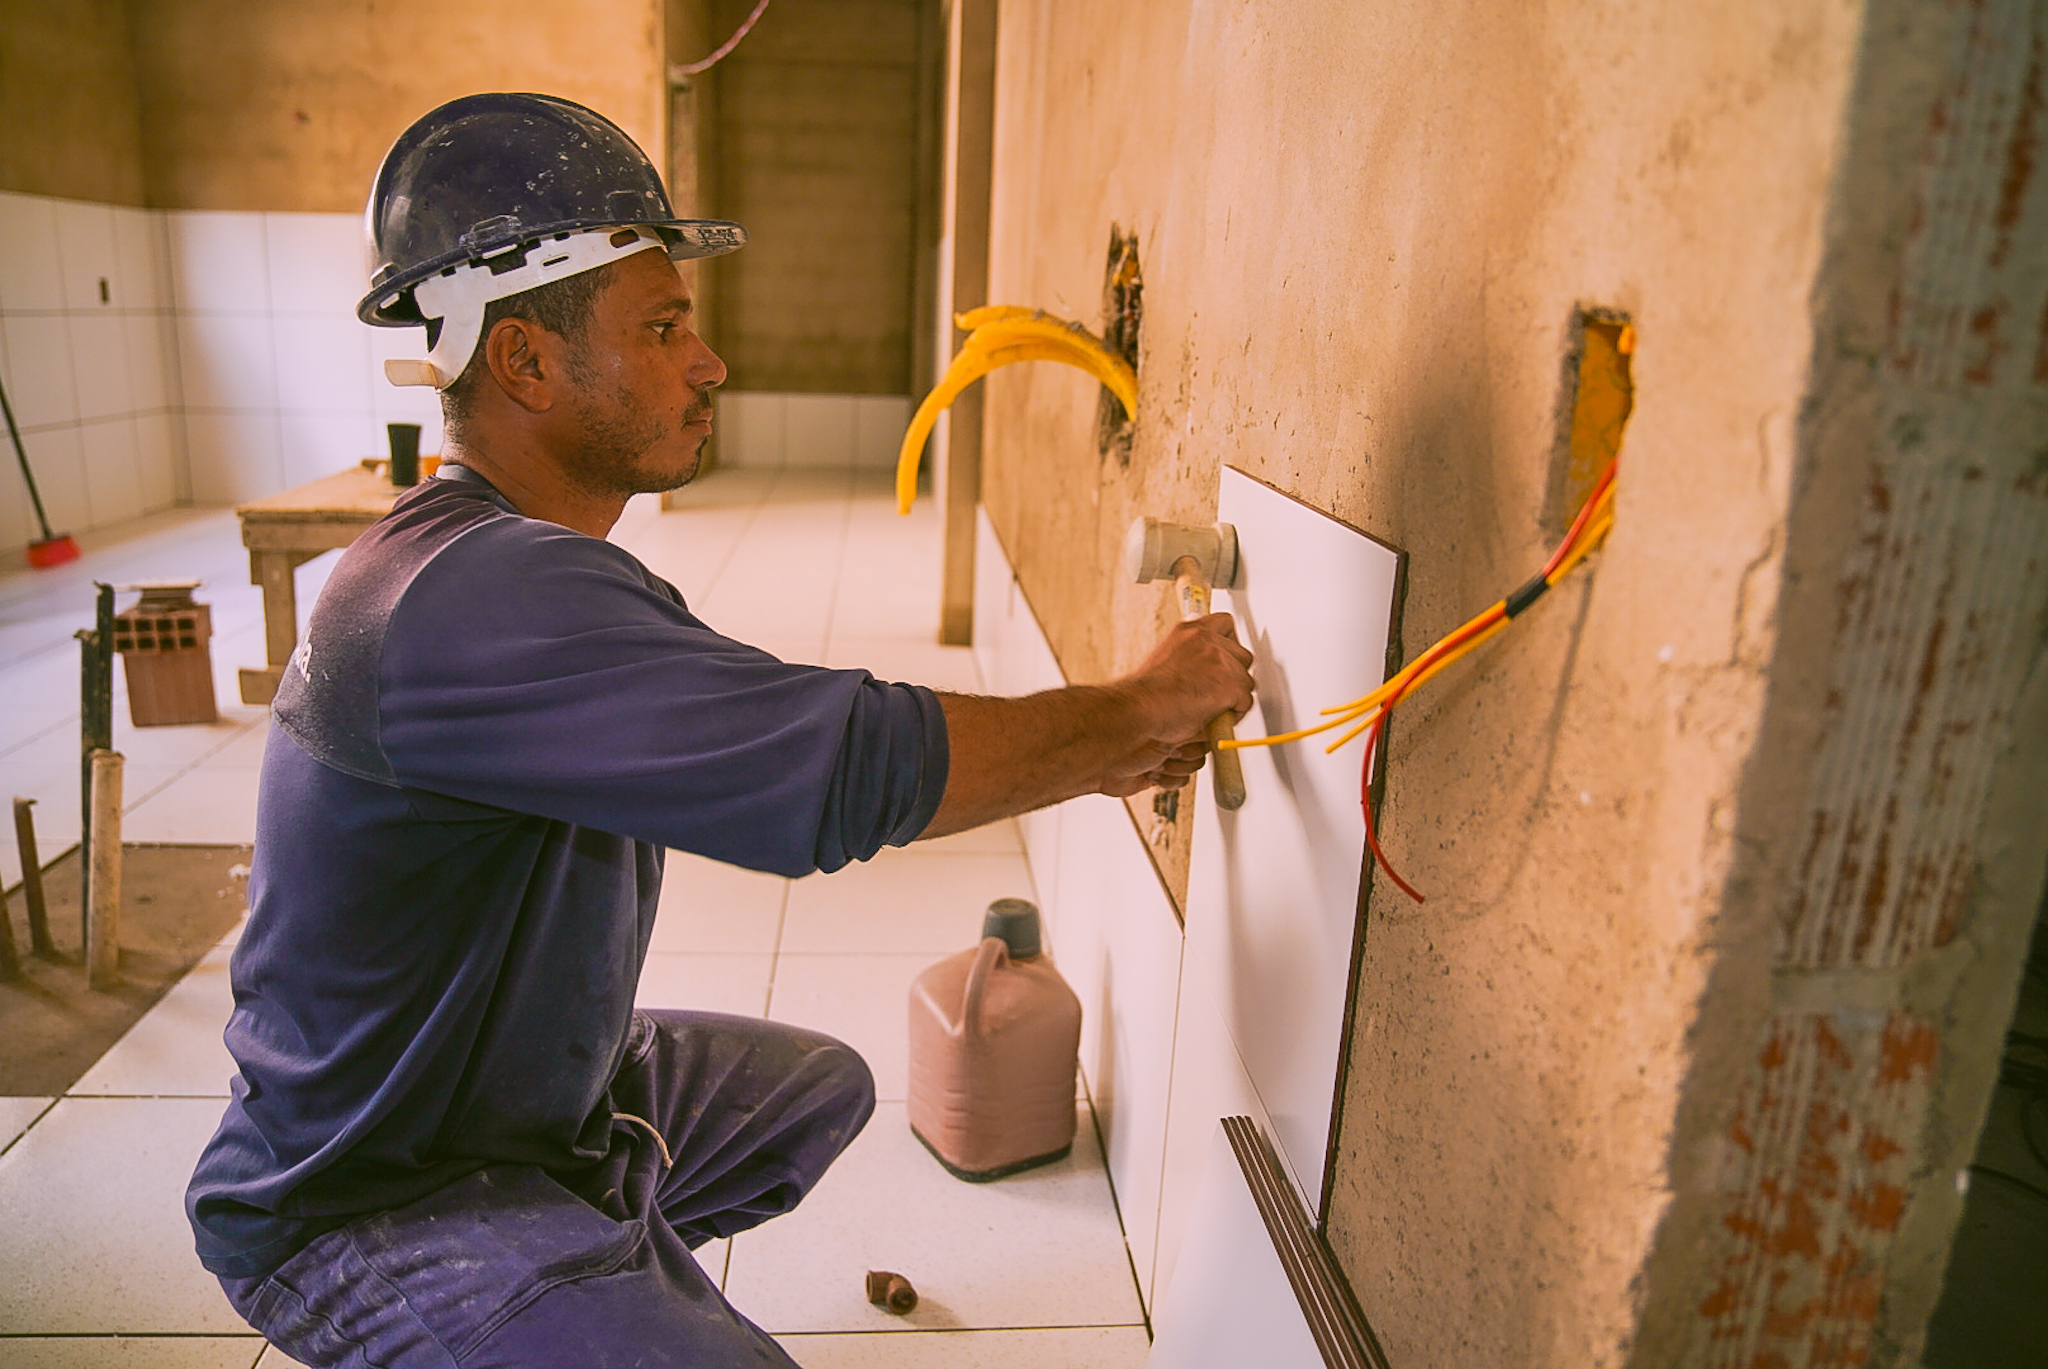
[383,227,667,390]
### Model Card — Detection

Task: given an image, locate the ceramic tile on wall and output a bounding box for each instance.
[271,313,372,415]
[176,313,278,412]
[784,394,858,467]
[78,418,144,526]
[2,313,81,426]
[183,412,284,504]
[68,312,134,419]
[0,191,66,311]
[277,410,375,489]
[135,412,185,512]
[112,204,172,310]
[262,213,365,316]
[715,391,786,468]
[21,427,89,534]
[125,313,174,411]
[852,395,912,469]
[51,198,120,313]
[167,211,271,314]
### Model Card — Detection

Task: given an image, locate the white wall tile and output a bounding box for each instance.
[167,211,270,313]
[67,313,133,420]
[176,313,277,411]
[264,212,366,316]
[716,390,784,468]
[271,313,371,413]
[134,412,181,513]
[0,437,32,547]
[112,206,171,311]
[51,198,120,313]
[1,314,80,427]
[852,394,912,469]
[784,394,857,466]
[124,314,173,411]
[0,192,65,312]
[277,410,374,488]
[183,411,284,504]
[79,417,143,525]
[21,425,88,533]
[366,323,447,449]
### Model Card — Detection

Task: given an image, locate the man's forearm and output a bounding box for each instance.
[921,688,1149,838]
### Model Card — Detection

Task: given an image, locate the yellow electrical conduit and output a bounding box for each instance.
[1220,461,1618,758]
[895,306,1139,514]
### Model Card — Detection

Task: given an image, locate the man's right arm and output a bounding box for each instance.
[919,613,1254,839]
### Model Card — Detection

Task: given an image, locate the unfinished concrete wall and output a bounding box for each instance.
[977,0,2046,1364]
[125,0,665,213]
[700,0,927,392]
[0,0,148,205]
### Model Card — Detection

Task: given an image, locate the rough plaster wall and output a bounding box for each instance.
[701,0,924,393]
[125,0,665,213]
[0,0,148,204]
[1632,2,2048,1365]
[979,0,1870,1363]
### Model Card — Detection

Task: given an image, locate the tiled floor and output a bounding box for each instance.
[0,466,1150,1367]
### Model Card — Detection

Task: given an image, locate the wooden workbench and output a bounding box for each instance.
[234,466,403,705]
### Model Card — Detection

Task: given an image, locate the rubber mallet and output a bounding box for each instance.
[1124,517,1247,810]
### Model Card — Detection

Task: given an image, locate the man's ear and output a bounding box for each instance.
[482,317,558,413]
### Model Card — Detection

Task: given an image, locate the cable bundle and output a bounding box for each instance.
[1224,457,1621,902]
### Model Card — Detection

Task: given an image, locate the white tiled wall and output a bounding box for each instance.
[1,189,907,558]
[0,191,186,553]
[971,506,1190,1314]
[167,209,440,504]
[715,391,912,469]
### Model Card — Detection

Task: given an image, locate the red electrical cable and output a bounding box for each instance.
[674,0,773,77]
[1359,456,1620,904]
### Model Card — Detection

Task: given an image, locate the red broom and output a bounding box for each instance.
[0,370,80,567]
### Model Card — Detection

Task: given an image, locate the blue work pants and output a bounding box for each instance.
[217,1010,875,1367]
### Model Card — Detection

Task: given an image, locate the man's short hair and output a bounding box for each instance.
[441,261,617,441]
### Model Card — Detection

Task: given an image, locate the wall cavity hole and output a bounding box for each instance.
[1096,225,1141,467]
[1548,309,1635,532]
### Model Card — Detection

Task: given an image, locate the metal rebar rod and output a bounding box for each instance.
[12,796,53,956]
[78,583,114,936]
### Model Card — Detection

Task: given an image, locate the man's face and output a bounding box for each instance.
[555,246,727,497]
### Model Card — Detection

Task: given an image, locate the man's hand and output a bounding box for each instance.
[1095,613,1255,797]
[921,614,1255,838]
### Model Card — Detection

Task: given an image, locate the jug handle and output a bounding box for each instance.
[961,936,1009,1037]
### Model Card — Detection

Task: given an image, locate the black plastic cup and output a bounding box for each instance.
[386,423,422,486]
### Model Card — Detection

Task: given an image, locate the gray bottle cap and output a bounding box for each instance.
[981,898,1042,958]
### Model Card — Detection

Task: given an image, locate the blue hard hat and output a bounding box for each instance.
[358,92,745,328]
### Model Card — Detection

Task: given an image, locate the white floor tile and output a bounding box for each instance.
[767,953,934,1103]
[0,1338,266,1369]
[122,765,259,844]
[0,1097,54,1153]
[71,945,238,1097]
[652,852,789,955]
[781,851,1038,955]
[255,1348,309,1368]
[724,1101,1142,1334]
[774,1326,1151,1368]
[0,1096,245,1333]
[636,953,776,1018]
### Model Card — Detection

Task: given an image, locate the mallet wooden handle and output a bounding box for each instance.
[1171,557,1247,811]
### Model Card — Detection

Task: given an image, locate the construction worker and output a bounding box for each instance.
[185,93,1252,1368]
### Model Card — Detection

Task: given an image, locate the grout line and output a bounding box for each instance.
[770,1323,1151,1337]
[0,1097,59,1159]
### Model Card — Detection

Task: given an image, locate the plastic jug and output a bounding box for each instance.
[908,898,1082,1181]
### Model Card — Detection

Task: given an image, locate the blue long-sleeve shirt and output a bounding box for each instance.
[187,468,946,1278]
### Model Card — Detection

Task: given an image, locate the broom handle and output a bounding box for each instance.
[0,370,59,541]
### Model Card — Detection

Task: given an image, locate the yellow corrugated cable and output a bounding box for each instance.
[895,307,1138,514]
